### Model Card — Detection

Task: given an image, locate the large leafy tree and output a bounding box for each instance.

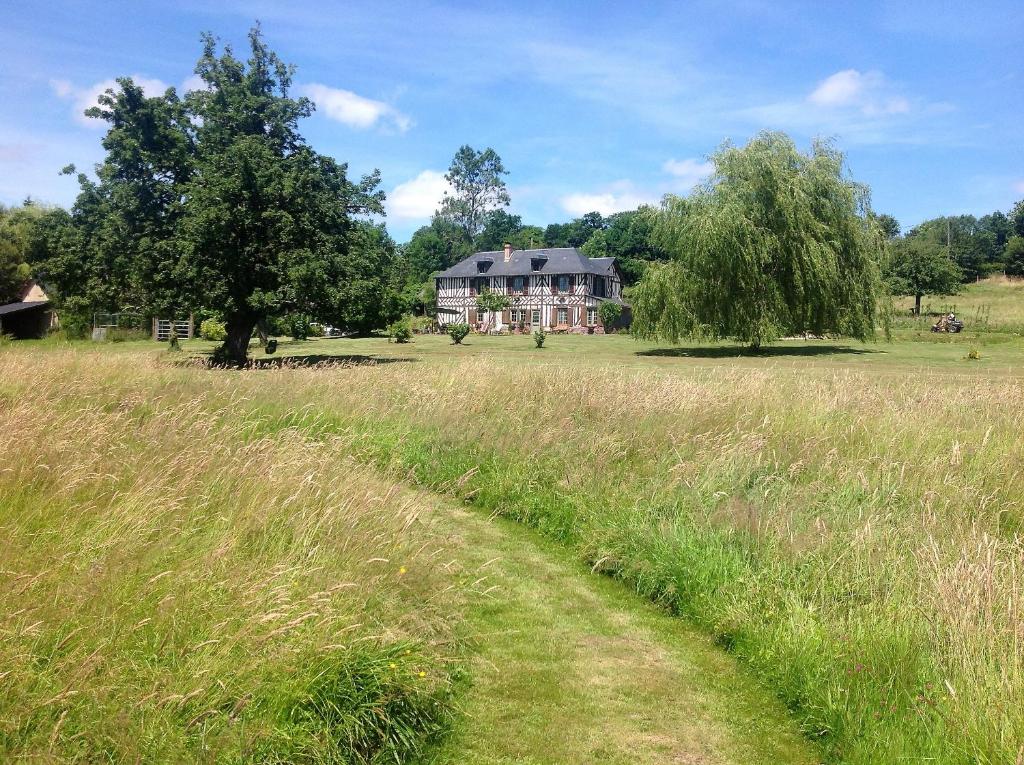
[905,215,1001,281]
[580,209,668,284]
[438,146,510,239]
[1005,236,1024,277]
[1011,199,1024,238]
[885,237,962,315]
[402,217,471,283]
[473,210,545,252]
[0,203,41,303]
[631,132,884,349]
[874,213,901,240]
[544,211,605,248]
[30,27,389,363]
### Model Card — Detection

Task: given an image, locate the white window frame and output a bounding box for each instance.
[557,307,568,325]
[531,309,541,325]
[587,307,597,326]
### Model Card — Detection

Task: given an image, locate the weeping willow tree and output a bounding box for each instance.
[632,132,885,349]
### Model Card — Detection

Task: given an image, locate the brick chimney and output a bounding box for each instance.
[503,242,513,262]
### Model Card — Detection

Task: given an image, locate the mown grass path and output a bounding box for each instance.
[422,499,817,764]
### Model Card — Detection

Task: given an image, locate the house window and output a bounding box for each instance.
[473,277,489,294]
[511,276,526,293]
[477,259,492,273]
[531,258,546,272]
[593,276,606,297]
[531,309,541,325]
[557,275,571,293]
[557,307,568,325]
[587,307,597,326]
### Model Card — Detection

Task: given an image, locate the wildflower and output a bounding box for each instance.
[389,663,397,669]
[418,671,426,678]
[399,566,407,575]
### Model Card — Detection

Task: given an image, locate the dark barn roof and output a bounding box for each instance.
[436,247,618,279]
[0,300,49,317]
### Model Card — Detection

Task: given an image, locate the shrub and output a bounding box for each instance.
[286,313,313,341]
[967,348,981,360]
[599,301,622,331]
[307,322,325,338]
[199,319,227,341]
[387,317,413,344]
[447,323,470,345]
[410,316,434,334]
[533,328,546,348]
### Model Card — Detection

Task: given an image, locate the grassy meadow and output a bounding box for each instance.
[0,354,465,762]
[3,277,1024,763]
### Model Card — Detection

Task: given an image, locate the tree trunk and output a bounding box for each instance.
[220,315,257,366]
[914,293,922,316]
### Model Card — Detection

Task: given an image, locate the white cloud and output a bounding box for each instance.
[662,158,714,190]
[181,74,209,93]
[560,181,659,217]
[387,170,450,220]
[50,75,169,128]
[808,69,912,116]
[1013,180,1024,195]
[809,69,874,107]
[300,83,412,132]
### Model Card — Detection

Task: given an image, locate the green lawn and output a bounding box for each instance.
[34,322,1023,376]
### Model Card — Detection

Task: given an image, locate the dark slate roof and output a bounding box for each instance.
[436,247,618,278]
[0,300,49,317]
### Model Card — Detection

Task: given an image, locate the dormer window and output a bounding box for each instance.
[477,259,493,273]
[531,258,546,272]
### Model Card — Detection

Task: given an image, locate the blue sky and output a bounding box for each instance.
[1,0,1021,241]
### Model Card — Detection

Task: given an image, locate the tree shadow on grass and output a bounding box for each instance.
[199,354,418,369]
[636,344,882,359]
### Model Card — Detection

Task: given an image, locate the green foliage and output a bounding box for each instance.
[0,201,53,303]
[1004,236,1024,277]
[446,323,470,345]
[402,218,471,284]
[598,301,622,329]
[533,328,546,348]
[544,211,605,248]
[1010,199,1024,238]
[475,289,511,314]
[579,209,667,284]
[874,213,901,239]
[28,27,392,365]
[906,215,1003,281]
[199,318,227,341]
[387,316,413,343]
[633,132,884,349]
[438,146,510,239]
[286,313,313,341]
[885,237,962,313]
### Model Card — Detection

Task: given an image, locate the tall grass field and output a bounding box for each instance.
[0,353,463,762]
[3,281,1024,763]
